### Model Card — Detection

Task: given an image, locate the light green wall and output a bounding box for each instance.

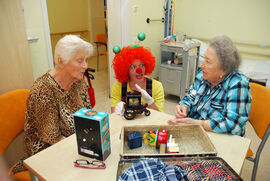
[174,0,270,60]
[130,0,165,78]
[47,0,91,62]
[129,0,270,78]
[22,0,50,80]
[47,0,89,33]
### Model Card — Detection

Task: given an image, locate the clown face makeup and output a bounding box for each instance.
[129,59,145,83]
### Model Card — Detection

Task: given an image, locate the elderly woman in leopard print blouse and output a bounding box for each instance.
[24,35,93,157]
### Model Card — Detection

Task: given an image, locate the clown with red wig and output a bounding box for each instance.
[111,46,164,113]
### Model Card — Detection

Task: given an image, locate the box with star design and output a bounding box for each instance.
[74,108,111,161]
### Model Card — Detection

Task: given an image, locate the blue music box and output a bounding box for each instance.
[127,132,142,149]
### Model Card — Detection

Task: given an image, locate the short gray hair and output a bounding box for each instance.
[209,35,241,74]
[54,35,94,64]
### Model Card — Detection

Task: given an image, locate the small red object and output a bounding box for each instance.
[87,83,95,108]
[149,130,155,134]
[84,68,96,108]
[136,67,142,74]
[156,129,168,148]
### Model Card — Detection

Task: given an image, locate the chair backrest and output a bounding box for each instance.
[96,33,107,46]
[0,89,30,154]
[249,83,270,139]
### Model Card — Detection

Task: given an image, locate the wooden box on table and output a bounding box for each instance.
[117,124,243,180]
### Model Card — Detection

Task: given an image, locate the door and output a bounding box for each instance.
[0,0,34,94]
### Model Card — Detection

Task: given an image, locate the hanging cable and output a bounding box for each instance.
[171,0,175,35]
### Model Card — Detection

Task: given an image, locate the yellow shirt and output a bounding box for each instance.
[111,78,164,112]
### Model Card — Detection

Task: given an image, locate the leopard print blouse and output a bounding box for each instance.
[24,72,91,157]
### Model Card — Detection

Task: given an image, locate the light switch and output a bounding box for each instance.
[133,5,138,13]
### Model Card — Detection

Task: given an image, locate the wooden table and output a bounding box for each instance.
[24,110,250,181]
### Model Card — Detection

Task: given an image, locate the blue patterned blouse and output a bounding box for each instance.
[179,70,252,136]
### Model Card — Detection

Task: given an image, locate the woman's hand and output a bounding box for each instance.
[168,118,212,132]
[175,105,188,118]
[168,118,197,125]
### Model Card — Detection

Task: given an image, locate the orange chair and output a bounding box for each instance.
[0,89,31,181]
[246,83,270,181]
[94,33,107,71]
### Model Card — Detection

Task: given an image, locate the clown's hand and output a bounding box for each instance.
[115,101,125,115]
[135,84,154,105]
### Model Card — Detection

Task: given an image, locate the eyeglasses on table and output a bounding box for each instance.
[74,159,106,169]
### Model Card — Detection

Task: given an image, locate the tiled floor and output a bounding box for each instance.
[89,55,270,181]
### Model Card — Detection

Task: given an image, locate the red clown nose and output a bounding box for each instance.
[136,67,142,74]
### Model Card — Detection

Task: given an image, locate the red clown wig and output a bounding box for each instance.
[112,46,156,83]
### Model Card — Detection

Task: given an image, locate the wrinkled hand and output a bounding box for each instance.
[167,118,195,125]
[135,84,154,105]
[115,101,125,115]
[175,105,188,118]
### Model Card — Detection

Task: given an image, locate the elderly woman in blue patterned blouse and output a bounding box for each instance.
[168,35,252,136]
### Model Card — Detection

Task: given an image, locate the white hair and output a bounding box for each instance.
[54,35,94,64]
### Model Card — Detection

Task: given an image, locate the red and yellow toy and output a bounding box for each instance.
[142,130,156,147]
[155,128,169,148]
[143,129,169,149]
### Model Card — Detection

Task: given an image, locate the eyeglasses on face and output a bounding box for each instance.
[74,159,106,169]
